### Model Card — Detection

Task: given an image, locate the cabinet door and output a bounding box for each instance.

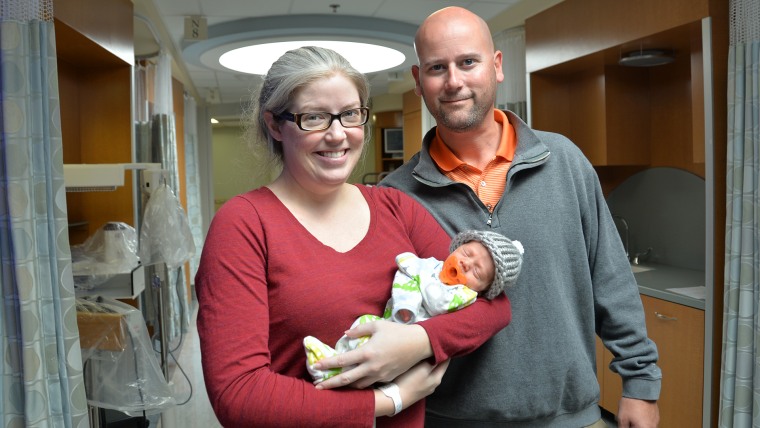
[598,295,704,427]
[642,295,704,428]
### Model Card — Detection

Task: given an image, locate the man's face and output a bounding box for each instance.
[412,15,503,132]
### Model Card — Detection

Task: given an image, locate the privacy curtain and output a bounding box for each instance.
[718,0,760,426]
[0,0,89,426]
[493,26,527,121]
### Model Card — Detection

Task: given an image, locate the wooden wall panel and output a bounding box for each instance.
[403,111,422,162]
[567,68,606,164]
[59,61,82,164]
[53,0,133,65]
[649,56,695,172]
[690,25,706,166]
[402,90,422,161]
[529,74,572,137]
[604,66,650,166]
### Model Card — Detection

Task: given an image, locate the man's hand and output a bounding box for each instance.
[616,397,659,428]
[314,320,432,390]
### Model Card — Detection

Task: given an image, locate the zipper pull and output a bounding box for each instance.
[486,212,493,226]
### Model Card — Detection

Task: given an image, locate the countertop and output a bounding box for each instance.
[633,263,706,310]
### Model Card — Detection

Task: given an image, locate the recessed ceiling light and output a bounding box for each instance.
[219,40,406,75]
[618,49,675,67]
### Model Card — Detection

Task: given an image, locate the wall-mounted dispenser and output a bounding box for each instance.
[63,163,162,192]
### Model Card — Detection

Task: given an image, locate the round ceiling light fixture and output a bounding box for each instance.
[219,40,406,75]
[183,15,417,76]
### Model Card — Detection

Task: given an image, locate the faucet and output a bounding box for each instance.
[632,247,652,265]
[612,215,629,260]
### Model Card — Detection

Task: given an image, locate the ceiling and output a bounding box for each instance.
[131,0,562,114]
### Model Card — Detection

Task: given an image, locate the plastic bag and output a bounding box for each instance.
[77,296,176,415]
[139,184,196,270]
[71,222,140,290]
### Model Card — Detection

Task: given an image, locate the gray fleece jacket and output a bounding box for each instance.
[380,110,661,427]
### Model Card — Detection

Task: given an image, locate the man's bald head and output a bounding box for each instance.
[414,6,495,62]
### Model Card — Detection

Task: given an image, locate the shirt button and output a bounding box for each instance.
[480,181,487,187]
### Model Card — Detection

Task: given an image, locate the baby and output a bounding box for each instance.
[304,230,524,383]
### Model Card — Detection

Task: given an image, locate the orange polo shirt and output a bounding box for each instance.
[430,110,516,212]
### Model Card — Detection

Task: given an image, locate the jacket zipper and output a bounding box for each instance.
[489,150,549,228]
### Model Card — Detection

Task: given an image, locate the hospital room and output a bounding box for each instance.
[1,0,754,427]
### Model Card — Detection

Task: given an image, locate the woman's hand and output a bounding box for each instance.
[315,320,433,390]
[374,359,450,417]
[396,358,450,403]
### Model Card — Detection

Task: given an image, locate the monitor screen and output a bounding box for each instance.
[384,128,403,155]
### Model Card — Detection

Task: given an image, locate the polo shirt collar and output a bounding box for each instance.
[429,109,516,172]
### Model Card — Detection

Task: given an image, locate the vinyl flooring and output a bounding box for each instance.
[159,303,222,428]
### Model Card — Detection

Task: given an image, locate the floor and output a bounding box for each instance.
[159,303,222,428]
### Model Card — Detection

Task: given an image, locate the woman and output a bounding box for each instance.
[195,46,511,427]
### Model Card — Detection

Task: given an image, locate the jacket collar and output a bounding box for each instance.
[412,110,550,185]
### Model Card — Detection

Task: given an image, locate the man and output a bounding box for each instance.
[381,6,662,428]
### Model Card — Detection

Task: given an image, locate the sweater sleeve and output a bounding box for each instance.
[195,197,376,427]
[584,166,662,400]
[390,189,513,364]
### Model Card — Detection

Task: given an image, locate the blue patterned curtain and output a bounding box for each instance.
[0,1,89,426]
[719,0,760,426]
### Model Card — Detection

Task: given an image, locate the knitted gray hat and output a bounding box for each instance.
[449,230,524,300]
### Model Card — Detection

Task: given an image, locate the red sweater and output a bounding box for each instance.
[195,185,511,427]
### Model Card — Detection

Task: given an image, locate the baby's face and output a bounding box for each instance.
[447,241,495,292]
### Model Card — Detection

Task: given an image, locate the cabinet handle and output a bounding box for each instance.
[654,311,677,321]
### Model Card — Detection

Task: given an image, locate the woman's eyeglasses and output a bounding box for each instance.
[276,107,369,131]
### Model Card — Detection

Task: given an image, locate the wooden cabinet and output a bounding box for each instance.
[530,63,650,166]
[528,21,705,175]
[54,0,135,245]
[597,295,704,428]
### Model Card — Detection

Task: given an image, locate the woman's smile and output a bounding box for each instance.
[317,149,348,159]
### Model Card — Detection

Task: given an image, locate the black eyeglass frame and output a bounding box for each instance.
[275,107,370,131]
